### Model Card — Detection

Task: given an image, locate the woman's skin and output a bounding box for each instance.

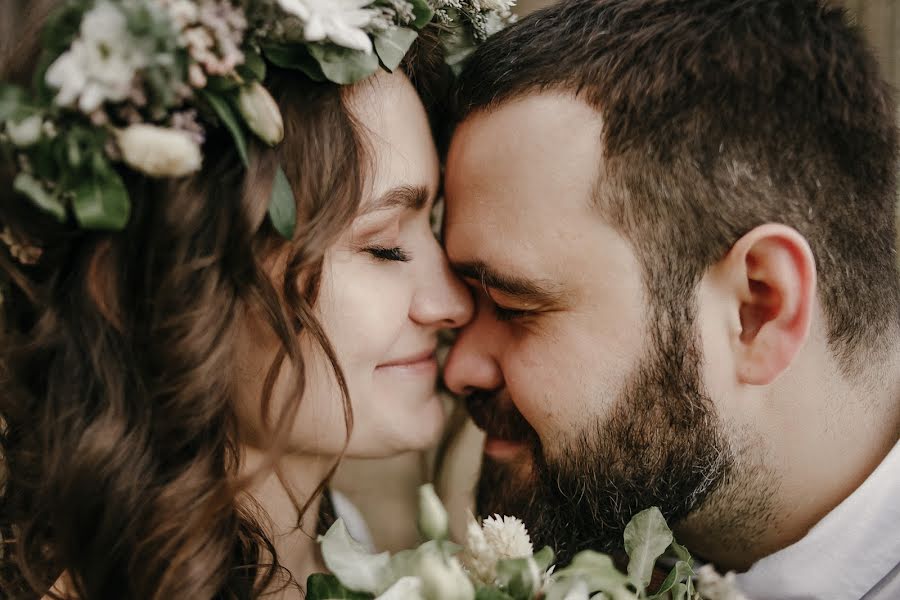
[235,69,473,592]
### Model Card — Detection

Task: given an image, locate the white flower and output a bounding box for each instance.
[237,82,284,146]
[116,124,202,178]
[6,116,43,147]
[482,514,533,558]
[695,565,750,600]
[45,1,148,114]
[419,554,475,600]
[459,514,533,586]
[417,484,449,541]
[277,0,377,53]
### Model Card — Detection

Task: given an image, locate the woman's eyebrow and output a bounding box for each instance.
[364,185,430,214]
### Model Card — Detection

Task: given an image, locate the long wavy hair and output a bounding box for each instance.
[0,11,448,599]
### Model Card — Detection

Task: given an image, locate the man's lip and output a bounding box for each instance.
[377,349,437,368]
[483,435,529,460]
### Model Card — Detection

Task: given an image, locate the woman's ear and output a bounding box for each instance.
[717,224,817,385]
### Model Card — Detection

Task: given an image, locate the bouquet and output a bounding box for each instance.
[307,485,748,600]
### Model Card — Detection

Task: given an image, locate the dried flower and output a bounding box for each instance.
[237,82,284,146]
[696,565,750,600]
[460,514,533,586]
[277,0,377,53]
[116,124,202,177]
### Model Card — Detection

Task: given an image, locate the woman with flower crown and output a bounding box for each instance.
[0,1,512,598]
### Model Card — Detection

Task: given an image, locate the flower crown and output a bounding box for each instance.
[0,0,514,244]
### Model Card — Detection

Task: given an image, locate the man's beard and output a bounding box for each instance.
[468,309,733,565]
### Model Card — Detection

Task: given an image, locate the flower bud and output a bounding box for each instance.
[117,124,202,178]
[419,554,475,600]
[237,81,284,146]
[6,115,43,147]
[417,484,449,541]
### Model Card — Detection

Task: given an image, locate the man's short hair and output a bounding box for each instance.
[454,0,899,373]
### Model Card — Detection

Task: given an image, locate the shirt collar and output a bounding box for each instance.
[734,441,900,600]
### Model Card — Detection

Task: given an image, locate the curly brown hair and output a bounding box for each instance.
[0,12,449,600]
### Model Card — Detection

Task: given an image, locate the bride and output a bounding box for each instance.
[0,1,510,597]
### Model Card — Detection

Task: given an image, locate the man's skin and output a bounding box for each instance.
[441,92,900,570]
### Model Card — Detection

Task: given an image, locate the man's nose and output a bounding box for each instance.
[443,304,505,395]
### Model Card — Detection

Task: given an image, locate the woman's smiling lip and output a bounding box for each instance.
[377,349,437,370]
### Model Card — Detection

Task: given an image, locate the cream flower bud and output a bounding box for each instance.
[117,124,202,178]
[237,82,284,146]
[419,554,475,600]
[6,116,43,147]
[417,484,449,541]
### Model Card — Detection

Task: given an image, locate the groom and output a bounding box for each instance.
[441,0,900,598]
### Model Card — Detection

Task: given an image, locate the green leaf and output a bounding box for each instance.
[649,561,693,600]
[239,48,267,81]
[495,556,541,600]
[375,28,419,72]
[667,541,693,568]
[623,508,673,592]
[305,574,373,600]
[268,165,296,240]
[13,173,66,222]
[475,589,516,600]
[319,519,391,594]
[72,158,130,230]
[551,551,629,596]
[262,43,326,81]
[199,89,248,167]
[409,0,435,28]
[0,84,37,122]
[669,582,689,600]
[308,44,380,85]
[533,546,556,572]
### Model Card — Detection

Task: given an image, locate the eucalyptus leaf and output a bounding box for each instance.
[623,508,673,592]
[13,173,66,222]
[306,573,373,600]
[308,44,379,85]
[262,43,326,81]
[551,551,629,596]
[319,519,392,594]
[199,89,249,166]
[409,0,435,28]
[649,561,693,600]
[375,28,418,72]
[268,165,296,240]
[72,161,130,230]
[667,541,693,567]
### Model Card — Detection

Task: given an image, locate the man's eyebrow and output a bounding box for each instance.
[452,260,562,304]
[364,185,430,214]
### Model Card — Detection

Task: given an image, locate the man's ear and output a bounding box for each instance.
[718,224,817,385]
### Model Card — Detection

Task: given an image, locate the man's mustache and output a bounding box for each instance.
[465,390,538,445]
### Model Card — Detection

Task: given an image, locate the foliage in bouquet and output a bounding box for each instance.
[307,484,748,600]
[0,0,515,244]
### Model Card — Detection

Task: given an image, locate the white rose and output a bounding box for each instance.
[6,116,43,147]
[237,82,284,146]
[117,124,202,178]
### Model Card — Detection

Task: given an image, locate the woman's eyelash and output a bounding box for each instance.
[365,246,411,262]
[493,305,531,322]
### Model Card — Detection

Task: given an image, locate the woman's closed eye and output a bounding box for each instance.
[492,304,533,322]
[365,245,412,262]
